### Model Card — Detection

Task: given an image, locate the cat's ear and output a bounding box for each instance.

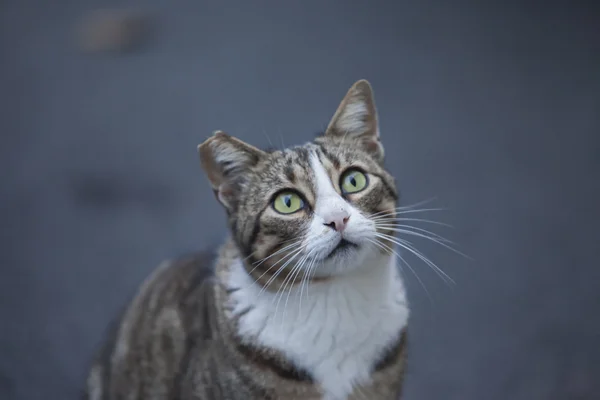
[325,79,383,160]
[198,131,265,210]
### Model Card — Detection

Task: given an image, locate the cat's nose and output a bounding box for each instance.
[323,212,350,232]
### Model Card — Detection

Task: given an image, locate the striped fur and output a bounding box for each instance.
[85,80,409,399]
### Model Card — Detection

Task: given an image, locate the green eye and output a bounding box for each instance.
[273,192,305,214]
[341,169,368,194]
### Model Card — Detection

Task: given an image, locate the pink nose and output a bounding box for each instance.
[324,215,350,232]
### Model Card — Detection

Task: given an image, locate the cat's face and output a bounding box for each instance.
[199,80,398,285]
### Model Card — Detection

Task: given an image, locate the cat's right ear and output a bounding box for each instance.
[198,131,265,211]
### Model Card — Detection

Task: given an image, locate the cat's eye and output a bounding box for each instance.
[340,169,368,194]
[272,191,305,214]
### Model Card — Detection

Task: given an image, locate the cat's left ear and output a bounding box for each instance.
[198,131,265,211]
[324,79,383,160]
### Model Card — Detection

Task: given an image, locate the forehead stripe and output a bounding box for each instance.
[315,143,341,169]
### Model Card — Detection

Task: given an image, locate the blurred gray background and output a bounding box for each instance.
[1,1,599,399]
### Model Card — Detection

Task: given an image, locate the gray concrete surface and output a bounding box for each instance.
[1,1,599,399]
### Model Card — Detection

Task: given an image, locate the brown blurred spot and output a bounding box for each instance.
[76,9,156,54]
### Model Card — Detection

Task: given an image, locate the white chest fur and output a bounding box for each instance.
[226,255,409,400]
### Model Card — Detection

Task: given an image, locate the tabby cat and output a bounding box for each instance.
[85,80,409,400]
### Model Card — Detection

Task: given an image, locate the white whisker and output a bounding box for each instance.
[242,236,301,263]
[374,233,455,286]
[366,238,433,302]
[386,217,453,228]
[375,224,454,244]
[247,244,302,289]
[400,239,456,286]
[262,129,275,149]
[248,240,303,275]
[370,207,447,219]
[282,251,314,323]
[298,249,317,315]
[270,249,308,322]
[368,198,438,218]
[375,225,469,259]
[257,247,304,298]
[276,251,311,323]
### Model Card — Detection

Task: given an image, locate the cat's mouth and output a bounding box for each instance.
[325,239,359,260]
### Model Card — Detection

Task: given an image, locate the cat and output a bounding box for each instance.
[84,79,409,400]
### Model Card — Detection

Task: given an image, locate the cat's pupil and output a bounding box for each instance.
[349,175,357,187]
[284,196,291,207]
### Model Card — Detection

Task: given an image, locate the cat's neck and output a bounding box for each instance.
[222,248,409,400]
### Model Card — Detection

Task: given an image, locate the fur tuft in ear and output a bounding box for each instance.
[325,79,384,160]
[198,131,265,210]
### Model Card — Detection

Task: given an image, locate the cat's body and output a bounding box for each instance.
[86,80,410,399]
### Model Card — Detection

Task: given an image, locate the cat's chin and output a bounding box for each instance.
[310,244,384,277]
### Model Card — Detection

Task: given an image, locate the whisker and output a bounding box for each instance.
[378,233,454,284]
[250,239,303,270]
[241,236,301,263]
[278,131,286,150]
[375,224,454,244]
[375,233,455,286]
[245,243,302,289]
[400,239,456,287]
[366,238,433,303]
[368,198,438,217]
[262,129,275,149]
[247,257,292,292]
[265,245,306,297]
[298,249,317,315]
[280,251,313,324]
[260,247,304,294]
[304,252,320,295]
[381,217,454,228]
[375,225,469,258]
[274,251,308,311]
[370,207,447,219]
[305,252,321,294]
[255,247,304,297]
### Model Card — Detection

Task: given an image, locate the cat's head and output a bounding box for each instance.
[198,80,397,283]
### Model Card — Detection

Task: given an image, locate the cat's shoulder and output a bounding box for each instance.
[146,251,218,301]
[84,250,221,399]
